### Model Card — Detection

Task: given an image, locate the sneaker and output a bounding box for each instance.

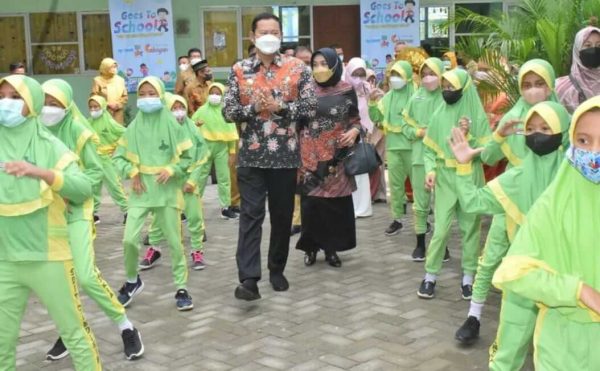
[203,231,208,242]
[181,213,187,223]
[191,251,206,270]
[175,289,194,311]
[461,284,473,300]
[270,272,289,291]
[291,225,302,235]
[46,337,68,361]
[221,207,238,219]
[123,213,128,225]
[93,214,100,225]
[230,205,241,214]
[234,279,261,301]
[412,245,425,262]
[455,316,480,345]
[142,234,150,246]
[385,220,403,236]
[138,247,161,270]
[425,222,432,234]
[417,280,436,299]
[443,247,451,262]
[121,328,144,360]
[117,276,144,307]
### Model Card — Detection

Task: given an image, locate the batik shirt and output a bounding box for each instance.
[223,53,316,169]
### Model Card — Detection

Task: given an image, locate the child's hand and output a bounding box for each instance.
[449,127,484,164]
[458,117,471,135]
[4,161,41,178]
[155,169,171,184]
[425,173,436,191]
[182,183,195,193]
[497,119,522,138]
[132,174,146,194]
[195,119,204,127]
[369,88,385,102]
[580,284,600,315]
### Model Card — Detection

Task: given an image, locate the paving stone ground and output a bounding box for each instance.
[16,183,534,370]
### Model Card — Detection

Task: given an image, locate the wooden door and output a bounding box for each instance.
[312,5,360,60]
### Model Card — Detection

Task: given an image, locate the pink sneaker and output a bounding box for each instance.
[139,247,161,270]
[191,251,206,271]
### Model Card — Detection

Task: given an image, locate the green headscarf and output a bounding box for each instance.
[191,82,238,142]
[88,95,125,155]
[41,79,98,157]
[0,75,76,216]
[493,59,560,167]
[378,60,415,134]
[487,101,570,239]
[119,76,192,171]
[493,96,600,324]
[423,68,491,163]
[164,92,207,171]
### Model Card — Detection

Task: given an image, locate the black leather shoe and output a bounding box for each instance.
[325,252,342,268]
[270,273,289,291]
[234,279,261,301]
[304,251,317,266]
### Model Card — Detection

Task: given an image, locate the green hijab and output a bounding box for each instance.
[191,82,238,142]
[41,79,98,157]
[379,60,415,133]
[494,59,560,167]
[0,75,76,216]
[120,76,192,169]
[487,101,570,239]
[424,68,491,162]
[165,92,207,170]
[403,57,445,130]
[494,96,600,323]
[88,95,125,154]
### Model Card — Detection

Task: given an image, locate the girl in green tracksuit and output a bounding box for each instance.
[493,96,600,371]
[402,57,445,259]
[141,93,208,271]
[40,79,143,361]
[192,82,239,219]
[368,60,415,237]
[0,74,100,370]
[87,95,128,222]
[449,101,570,370]
[454,59,560,350]
[113,76,194,311]
[416,68,492,300]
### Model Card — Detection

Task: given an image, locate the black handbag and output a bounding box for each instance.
[343,140,382,176]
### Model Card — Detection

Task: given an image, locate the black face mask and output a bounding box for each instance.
[442,89,463,105]
[204,73,214,81]
[580,47,600,69]
[525,132,563,156]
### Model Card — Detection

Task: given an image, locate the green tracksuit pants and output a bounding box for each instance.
[93,155,128,213]
[123,206,187,289]
[386,149,411,220]
[411,164,431,234]
[70,220,126,323]
[198,141,231,208]
[425,165,482,276]
[0,260,101,370]
[148,193,205,252]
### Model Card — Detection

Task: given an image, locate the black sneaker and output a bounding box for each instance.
[455,316,480,345]
[93,214,100,225]
[181,213,187,223]
[123,213,128,225]
[142,234,150,246]
[121,328,144,360]
[443,247,451,262]
[234,279,261,301]
[412,245,425,262]
[385,220,403,236]
[221,207,238,220]
[175,289,194,311]
[118,276,144,307]
[417,280,436,299]
[291,225,302,235]
[461,283,473,300]
[230,205,241,214]
[46,337,68,361]
[270,272,289,291]
[138,247,161,270]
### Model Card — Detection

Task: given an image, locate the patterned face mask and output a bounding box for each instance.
[568,147,600,184]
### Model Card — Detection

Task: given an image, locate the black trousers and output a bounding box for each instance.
[236,167,297,282]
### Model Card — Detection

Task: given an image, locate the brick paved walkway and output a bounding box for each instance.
[16,184,534,370]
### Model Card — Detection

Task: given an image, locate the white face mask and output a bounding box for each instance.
[90,109,103,119]
[339,54,344,63]
[254,34,281,55]
[389,76,407,90]
[179,64,189,72]
[190,58,202,66]
[172,109,187,122]
[208,94,222,106]
[40,106,66,127]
